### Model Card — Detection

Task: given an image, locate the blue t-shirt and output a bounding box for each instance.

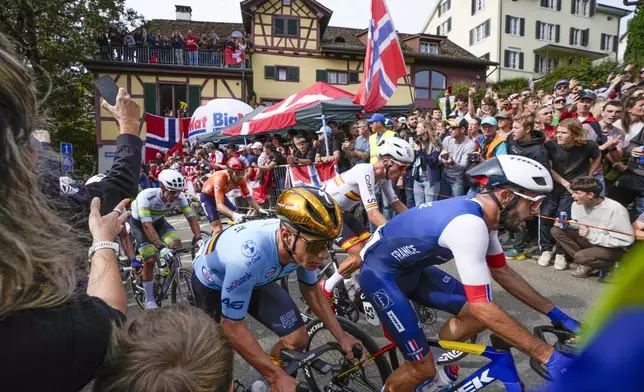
[192,219,317,320]
[354,135,370,164]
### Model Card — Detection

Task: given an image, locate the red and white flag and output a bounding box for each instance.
[353,0,407,113]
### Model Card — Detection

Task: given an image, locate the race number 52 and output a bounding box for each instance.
[363,302,380,326]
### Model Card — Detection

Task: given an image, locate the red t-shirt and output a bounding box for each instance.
[184,35,198,52]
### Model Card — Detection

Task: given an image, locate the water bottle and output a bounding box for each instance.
[250,380,269,392]
[413,365,459,392]
[558,211,568,230]
[638,146,644,165]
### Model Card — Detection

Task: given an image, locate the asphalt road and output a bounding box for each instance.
[123,215,606,391]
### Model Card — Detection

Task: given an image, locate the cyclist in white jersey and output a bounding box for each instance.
[192,187,365,391]
[130,170,202,309]
[320,138,414,300]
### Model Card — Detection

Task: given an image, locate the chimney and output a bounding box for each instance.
[175,5,192,21]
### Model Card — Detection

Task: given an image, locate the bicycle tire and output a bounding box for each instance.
[171,268,196,305]
[305,316,391,391]
[130,272,146,310]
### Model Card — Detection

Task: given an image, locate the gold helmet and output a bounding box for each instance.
[275,186,342,239]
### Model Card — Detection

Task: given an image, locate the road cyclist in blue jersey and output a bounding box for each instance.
[358,155,581,392]
[129,169,203,309]
[192,186,366,392]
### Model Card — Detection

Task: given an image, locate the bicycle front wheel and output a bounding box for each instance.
[305,316,391,391]
[171,268,196,305]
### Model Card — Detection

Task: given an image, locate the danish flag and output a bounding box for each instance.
[353,0,407,113]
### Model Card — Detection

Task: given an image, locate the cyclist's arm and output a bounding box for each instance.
[239,179,262,212]
[299,279,346,343]
[486,231,554,315]
[213,175,236,219]
[381,180,407,215]
[440,215,554,364]
[136,198,165,249]
[354,166,388,227]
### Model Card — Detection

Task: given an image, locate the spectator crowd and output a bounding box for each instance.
[4,17,644,390]
[93,23,248,67]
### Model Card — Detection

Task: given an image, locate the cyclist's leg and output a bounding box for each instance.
[328,212,371,291]
[129,217,162,306]
[199,193,223,235]
[157,218,182,267]
[359,262,436,392]
[407,266,484,342]
[247,282,308,357]
[191,273,223,321]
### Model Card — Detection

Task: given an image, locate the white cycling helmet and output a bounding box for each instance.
[158,169,186,191]
[377,137,414,164]
[86,173,106,185]
[466,155,553,194]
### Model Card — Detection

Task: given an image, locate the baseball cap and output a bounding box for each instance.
[580,90,597,100]
[251,141,263,149]
[317,125,332,134]
[238,145,246,152]
[554,79,569,89]
[508,93,519,101]
[621,82,636,93]
[495,111,511,119]
[203,142,215,149]
[446,112,458,119]
[447,117,468,128]
[367,113,386,123]
[398,117,407,124]
[481,117,498,126]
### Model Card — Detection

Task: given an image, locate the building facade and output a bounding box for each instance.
[423,0,630,82]
[85,0,494,170]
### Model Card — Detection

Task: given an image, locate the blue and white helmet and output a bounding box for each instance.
[59,176,79,195]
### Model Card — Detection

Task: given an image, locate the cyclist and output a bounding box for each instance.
[359,156,580,392]
[130,169,202,309]
[192,187,366,392]
[200,157,267,235]
[320,138,414,302]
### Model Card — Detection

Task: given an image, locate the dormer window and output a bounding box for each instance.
[273,17,299,37]
[334,37,346,43]
[420,42,439,54]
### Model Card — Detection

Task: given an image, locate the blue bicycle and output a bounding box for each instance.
[301,322,574,391]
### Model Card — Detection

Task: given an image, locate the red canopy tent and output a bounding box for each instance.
[222,82,353,136]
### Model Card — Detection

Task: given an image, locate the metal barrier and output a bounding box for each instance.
[234,165,291,211]
[95,46,251,69]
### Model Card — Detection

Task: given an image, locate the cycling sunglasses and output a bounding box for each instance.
[512,190,546,211]
[391,159,409,172]
[287,227,334,253]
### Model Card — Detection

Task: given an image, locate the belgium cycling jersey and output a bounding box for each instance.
[322,163,398,212]
[131,188,192,223]
[192,219,317,320]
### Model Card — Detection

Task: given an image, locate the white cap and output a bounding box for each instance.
[251,142,264,149]
[317,125,332,134]
[398,117,407,124]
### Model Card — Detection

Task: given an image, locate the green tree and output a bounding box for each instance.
[625,5,644,66]
[0,0,143,176]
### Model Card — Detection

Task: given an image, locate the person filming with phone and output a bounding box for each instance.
[438,117,476,199]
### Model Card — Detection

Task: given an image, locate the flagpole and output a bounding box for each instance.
[321,114,330,156]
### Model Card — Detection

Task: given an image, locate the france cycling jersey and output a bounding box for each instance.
[358,197,506,362]
[192,219,317,320]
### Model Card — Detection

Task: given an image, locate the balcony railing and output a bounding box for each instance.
[93,46,251,69]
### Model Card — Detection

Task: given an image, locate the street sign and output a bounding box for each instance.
[61,155,74,173]
[105,151,116,158]
[60,142,73,155]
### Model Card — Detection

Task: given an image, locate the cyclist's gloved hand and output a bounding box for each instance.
[159,247,175,262]
[258,208,270,215]
[131,258,143,270]
[545,349,574,380]
[547,306,582,334]
[197,238,204,248]
[232,212,246,224]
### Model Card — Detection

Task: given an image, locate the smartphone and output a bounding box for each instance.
[447,85,453,94]
[94,75,119,106]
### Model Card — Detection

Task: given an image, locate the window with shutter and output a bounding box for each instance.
[534,54,541,73]
[536,21,541,39]
[143,83,158,115]
[556,0,561,11]
[485,19,490,37]
[316,69,328,82]
[569,28,574,45]
[571,0,576,14]
[601,33,606,50]
[471,0,476,15]
[469,29,474,46]
[349,71,360,84]
[287,19,299,36]
[613,36,618,53]
[504,50,510,67]
[286,67,299,81]
[583,29,589,46]
[589,0,597,16]
[520,18,525,36]
[274,18,285,35]
[187,85,201,116]
[265,66,276,79]
[447,17,452,32]
[519,53,524,70]
[505,15,511,34]
[437,26,440,35]
[555,25,560,42]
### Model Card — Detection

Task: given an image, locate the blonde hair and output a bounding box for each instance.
[0,34,81,316]
[558,118,587,146]
[94,305,234,392]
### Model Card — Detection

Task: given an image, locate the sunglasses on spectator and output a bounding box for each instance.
[287,226,334,253]
[553,99,565,104]
[556,85,568,90]
[512,190,546,211]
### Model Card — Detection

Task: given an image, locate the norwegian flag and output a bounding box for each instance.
[144,113,190,163]
[287,162,337,188]
[353,0,407,113]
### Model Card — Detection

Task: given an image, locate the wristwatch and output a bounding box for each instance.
[88,241,119,258]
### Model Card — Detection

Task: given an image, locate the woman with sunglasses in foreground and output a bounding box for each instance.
[191,186,366,392]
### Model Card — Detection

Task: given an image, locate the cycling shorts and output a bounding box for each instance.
[199,193,237,223]
[358,264,466,362]
[191,274,304,337]
[334,211,371,251]
[128,217,180,259]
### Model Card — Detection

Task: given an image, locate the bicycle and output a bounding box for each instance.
[128,246,196,310]
[281,248,479,364]
[303,321,574,391]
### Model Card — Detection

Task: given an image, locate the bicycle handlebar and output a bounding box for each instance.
[529,325,576,381]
